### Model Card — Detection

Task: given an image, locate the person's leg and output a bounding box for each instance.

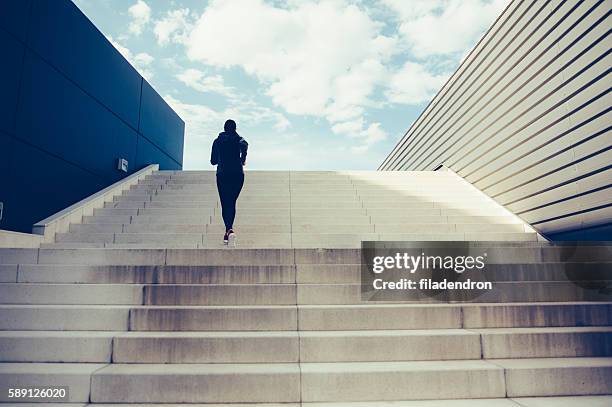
[226,172,244,231]
[216,173,231,231]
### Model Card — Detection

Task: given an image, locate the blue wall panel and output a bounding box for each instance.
[0,0,184,233]
[15,50,139,181]
[0,0,31,43]
[5,140,106,233]
[0,134,13,212]
[0,133,12,173]
[0,29,25,136]
[136,136,182,171]
[139,81,185,164]
[26,0,143,129]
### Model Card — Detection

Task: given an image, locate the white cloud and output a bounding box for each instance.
[176,68,236,97]
[383,0,508,58]
[164,95,292,168]
[332,118,365,136]
[333,117,388,153]
[183,0,395,147]
[386,61,449,104]
[106,35,155,80]
[147,0,506,161]
[154,8,192,46]
[127,0,151,36]
[363,122,387,145]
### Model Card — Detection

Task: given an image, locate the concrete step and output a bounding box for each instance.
[298,303,612,330]
[149,195,288,202]
[66,397,596,407]
[38,248,303,265]
[370,209,512,218]
[42,242,197,249]
[0,265,17,282]
[147,185,291,192]
[0,362,107,402]
[112,331,299,363]
[299,281,612,304]
[86,360,506,402]
[459,302,612,328]
[69,224,124,233]
[67,233,299,249]
[103,200,144,209]
[90,363,300,403]
[113,194,151,202]
[3,327,611,364]
[25,247,612,266]
[298,329,481,362]
[115,233,203,245]
[120,303,612,331]
[129,306,297,331]
[299,359,505,401]
[477,326,612,358]
[11,275,591,305]
[0,331,115,362]
[374,223,528,233]
[282,246,608,265]
[41,242,107,249]
[509,396,612,406]
[56,233,115,243]
[375,232,537,242]
[0,305,129,330]
[38,248,168,265]
[447,215,523,224]
[113,327,612,363]
[254,233,375,248]
[76,216,524,231]
[16,264,296,284]
[125,223,210,233]
[0,248,38,264]
[385,201,503,209]
[299,358,612,401]
[83,215,133,224]
[0,283,143,305]
[93,208,138,216]
[143,284,297,305]
[73,222,529,234]
[219,208,368,216]
[106,207,513,220]
[98,207,219,217]
[480,262,612,282]
[113,330,468,363]
[13,262,612,285]
[228,216,370,225]
[167,248,297,265]
[494,357,612,397]
[131,201,507,211]
[304,327,612,362]
[366,207,507,216]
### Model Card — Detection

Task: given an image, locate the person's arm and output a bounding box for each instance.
[210,139,219,165]
[240,138,248,165]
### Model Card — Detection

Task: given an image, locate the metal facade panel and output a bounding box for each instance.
[379,0,611,238]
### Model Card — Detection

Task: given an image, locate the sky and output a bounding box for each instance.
[72,0,509,170]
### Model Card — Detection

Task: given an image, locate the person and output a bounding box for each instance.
[210,119,248,245]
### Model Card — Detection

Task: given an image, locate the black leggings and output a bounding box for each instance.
[216,172,244,231]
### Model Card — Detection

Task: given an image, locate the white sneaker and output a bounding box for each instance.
[227,230,237,247]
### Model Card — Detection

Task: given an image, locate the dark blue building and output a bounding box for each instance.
[0,0,184,233]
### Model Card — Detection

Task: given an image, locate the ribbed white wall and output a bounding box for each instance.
[379,0,611,237]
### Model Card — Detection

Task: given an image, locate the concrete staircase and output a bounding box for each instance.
[0,170,611,406]
[48,170,540,248]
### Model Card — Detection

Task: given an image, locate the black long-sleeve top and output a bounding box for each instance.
[210,131,248,174]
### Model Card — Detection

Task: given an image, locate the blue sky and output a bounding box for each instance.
[73,0,508,170]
